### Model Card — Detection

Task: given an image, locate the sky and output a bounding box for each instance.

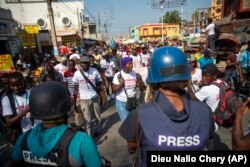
[84,0,211,36]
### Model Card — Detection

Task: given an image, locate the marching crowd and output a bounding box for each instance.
[0,33,250,166]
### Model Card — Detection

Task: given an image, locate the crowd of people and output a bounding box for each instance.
[0,27,250,166]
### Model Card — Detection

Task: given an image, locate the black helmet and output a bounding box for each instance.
[29,81,71,120]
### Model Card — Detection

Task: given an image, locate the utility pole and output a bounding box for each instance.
[47,0,58,56]
[161,5,164,43]
[98,14,101,33]
[103,11,108,42]
[180,3,183,37]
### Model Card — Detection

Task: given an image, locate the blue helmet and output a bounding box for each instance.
[147,46,190,83]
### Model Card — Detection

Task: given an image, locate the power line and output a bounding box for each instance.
[84,6,96,22]
[103,0,112,9]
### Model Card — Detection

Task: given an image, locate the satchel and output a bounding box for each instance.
[126,97,137,111]
[119,71,138,111]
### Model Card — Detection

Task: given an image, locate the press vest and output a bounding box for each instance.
[137,91,212,166]
[20,129,80,167]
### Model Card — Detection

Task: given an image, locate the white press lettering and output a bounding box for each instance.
[157,135,201,147]
[158,135,167,145]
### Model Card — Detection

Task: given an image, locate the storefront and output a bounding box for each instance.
[56,28,81,48]
[0,8,19,60]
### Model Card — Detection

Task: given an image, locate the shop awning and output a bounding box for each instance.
[217,33,241,45]
[188,36,207,44]
[83,38,96,45]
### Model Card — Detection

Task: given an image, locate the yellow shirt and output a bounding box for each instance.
[93,54,103,63]
[194,53,203,61]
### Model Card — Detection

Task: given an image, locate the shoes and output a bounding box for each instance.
[93,131,100,138]
[93,123,101,138]
[128,148,135,154]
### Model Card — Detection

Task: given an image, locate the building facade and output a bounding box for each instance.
[217,0,250,42]
[129,26,140,42]
[211,0,223,21]
[0,8,19,58]
[1,0,102,54]
[139,23,180,42]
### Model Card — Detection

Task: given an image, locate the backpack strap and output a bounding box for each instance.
[7,92,17,115]
[48,128,77,167]
[20,129,32,150]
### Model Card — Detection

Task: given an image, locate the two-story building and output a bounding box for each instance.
[1,0,102,54]
[0,8,19,57]
[139,23,180,42]
[216,0,250,45]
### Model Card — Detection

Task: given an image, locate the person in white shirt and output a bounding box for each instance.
[112,57,144,122]
[187,54,202,92]
[100,54,116,101]
[188,63,225,132]
[72,56,102,137]
[69,50,80,60]
[2,72,40,143]
[54,57,68,76]
[131,48,142,74]
[122,50,131,58]
[141,46,150,67]
[202,18,216,52]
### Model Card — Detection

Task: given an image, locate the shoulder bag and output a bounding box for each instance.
[120,71,137,111]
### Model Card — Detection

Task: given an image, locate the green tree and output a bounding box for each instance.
[160,10,181,24]
[192,11,200,22]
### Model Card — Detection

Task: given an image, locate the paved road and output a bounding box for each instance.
[96,101,133,167]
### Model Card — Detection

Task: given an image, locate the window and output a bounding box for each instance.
[216,8,221,13]
[143,28,148,36]
[62,35,76,46]
[216,0,222,5]
[153,28,160,35]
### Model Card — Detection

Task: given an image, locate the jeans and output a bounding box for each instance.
[208,34,216,52]
[223,69,240,92]
[115,99,129,122]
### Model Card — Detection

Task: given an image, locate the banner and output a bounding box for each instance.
[18,31,36,46]
[0,54,15,72]
[24,25,39,34]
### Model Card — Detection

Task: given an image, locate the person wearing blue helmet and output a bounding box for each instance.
[119,46,215,166]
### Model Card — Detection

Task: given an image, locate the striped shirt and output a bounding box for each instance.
[64,70,79,98]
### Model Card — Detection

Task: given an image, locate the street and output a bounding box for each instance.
[96,101,133,167]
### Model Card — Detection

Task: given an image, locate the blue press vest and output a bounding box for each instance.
[137,91,211,166]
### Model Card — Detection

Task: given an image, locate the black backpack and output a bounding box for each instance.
[21,128,77,167]
[214,24,221,39]
[212,82,242,127]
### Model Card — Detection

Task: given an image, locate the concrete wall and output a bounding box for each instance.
[1,1,84,31]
